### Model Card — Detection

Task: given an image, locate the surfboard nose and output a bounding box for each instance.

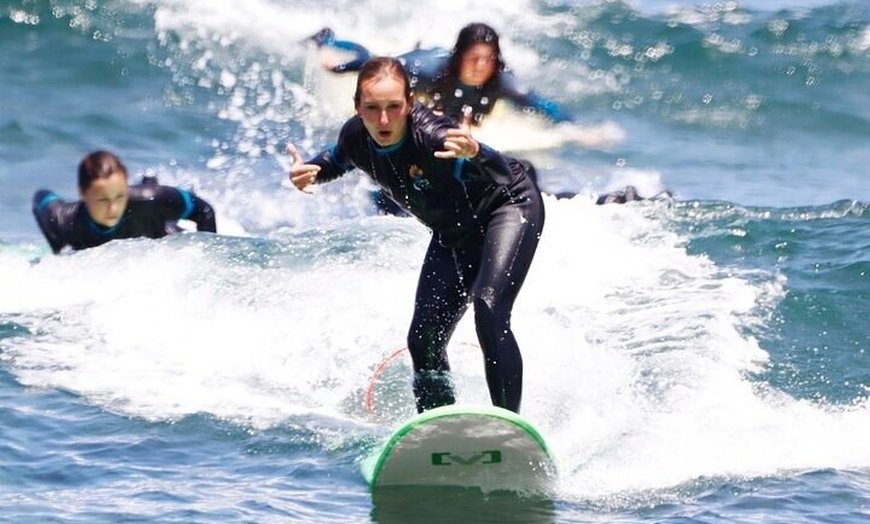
[361,405,556,494]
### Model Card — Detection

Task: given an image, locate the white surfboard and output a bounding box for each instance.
[360,404,556,494]
[303,45,358,123]
[475,101,624,153]
[474,101,570,152]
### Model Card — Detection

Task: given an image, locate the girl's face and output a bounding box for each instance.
[81,171,129,227]
[356,74,411,147]
[459,43,497,86]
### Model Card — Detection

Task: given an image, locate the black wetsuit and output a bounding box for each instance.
[307,102,545,413]
[32,182,216,254]
[408,50,572,126]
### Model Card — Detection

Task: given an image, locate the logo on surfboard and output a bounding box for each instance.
[431,450,502,466]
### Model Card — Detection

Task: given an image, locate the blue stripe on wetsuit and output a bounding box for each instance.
[328,145,356,172]
[86,215,120,235]
[453,159,466,182]
[177,188,195,218]
[37,192,59,210]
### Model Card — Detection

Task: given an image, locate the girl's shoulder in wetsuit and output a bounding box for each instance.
[32,190,84,254]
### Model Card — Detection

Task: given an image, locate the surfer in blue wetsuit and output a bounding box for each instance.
[286,57,544,415]
[308,23,573,127]
[32,150,217,254]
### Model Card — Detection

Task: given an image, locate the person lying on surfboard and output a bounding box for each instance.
[594,185,674,205]
[32,150,217,254]
[551,185,675,204]
[306,22,573,127]
[285,56,544,415]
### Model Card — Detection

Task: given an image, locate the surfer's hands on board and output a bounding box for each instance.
[435,106,479,160]
[286,143,320,193]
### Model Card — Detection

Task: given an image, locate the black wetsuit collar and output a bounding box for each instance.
[83,207,123,236]
[456,79,482,90]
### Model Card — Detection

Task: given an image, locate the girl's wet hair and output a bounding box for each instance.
[78,150,128,192]
[353,56,413,107]
[446,22,506,80]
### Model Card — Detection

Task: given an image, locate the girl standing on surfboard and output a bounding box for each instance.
[285,57,544,414]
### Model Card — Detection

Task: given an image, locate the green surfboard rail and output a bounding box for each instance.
[360,404,554,488]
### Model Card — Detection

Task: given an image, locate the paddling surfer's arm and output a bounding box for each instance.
[497,72,574,123]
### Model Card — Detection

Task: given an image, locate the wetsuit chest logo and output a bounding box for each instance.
[409,164,431,191]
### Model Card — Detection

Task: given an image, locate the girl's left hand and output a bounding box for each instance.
[435,108,479,159]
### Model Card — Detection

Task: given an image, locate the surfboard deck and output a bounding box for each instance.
[360,404,556,494]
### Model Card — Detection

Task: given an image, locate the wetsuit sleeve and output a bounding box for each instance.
[328,39,371,73]
[305,119,361,184]
[179,189,217,232]
[465,144,516,186]
[32,190,67,254]
[142,185,217,233]
[163,186,216,232]
[498,71,574,123]
[413,104,517,186]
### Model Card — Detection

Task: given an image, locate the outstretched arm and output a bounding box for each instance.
[286,143,322,193]
[309,29,372,73]
[499,72,574,123]
[327,39,371,72]
[433,108,515,186]
[434,108,480,159]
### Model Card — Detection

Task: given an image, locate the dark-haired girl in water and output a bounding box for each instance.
[309,22,572,126]
[286,57,545,414]
[33,150,217,254]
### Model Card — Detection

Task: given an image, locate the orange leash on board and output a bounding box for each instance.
[364,345,408,417]
[364,342,482,418]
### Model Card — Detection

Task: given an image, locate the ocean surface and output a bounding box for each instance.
[1,0,869,522]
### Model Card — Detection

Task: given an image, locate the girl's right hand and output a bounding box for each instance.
[286,144,320,193]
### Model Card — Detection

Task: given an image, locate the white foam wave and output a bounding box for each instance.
[4,196,869,500]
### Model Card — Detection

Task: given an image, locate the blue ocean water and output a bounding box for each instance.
[1,0,869,522]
